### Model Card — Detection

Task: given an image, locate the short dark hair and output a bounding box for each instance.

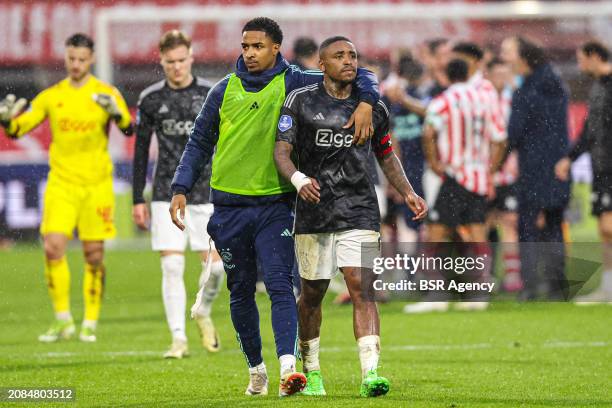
[293,37,318,59]
[65,33,94,51]
[452,41,484,61]
[446,58,469,82]
[398,55,424,81]
[319,36,353,57]
[159,30,192,54]
[427,38,448,54]
[242,17,283,45]
[516,37,547,70]
[581,41,610,62]
[486,56,506,70]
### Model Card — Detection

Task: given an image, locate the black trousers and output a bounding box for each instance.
[518,206,567,299]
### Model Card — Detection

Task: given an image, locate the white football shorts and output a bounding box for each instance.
[295,229,380,281]
[150,201,214,252]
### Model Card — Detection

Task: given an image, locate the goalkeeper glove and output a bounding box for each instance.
[0,94,27,128]
[93,93,122,121]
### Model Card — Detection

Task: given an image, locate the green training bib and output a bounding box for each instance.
[211,72,292,196]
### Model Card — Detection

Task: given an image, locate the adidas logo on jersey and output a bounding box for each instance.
[313,112,325,121]
[158,104,169,114]
[280,229,292,237]
[249,101,259,110]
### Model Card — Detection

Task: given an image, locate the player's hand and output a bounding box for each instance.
[93,93,122,119]
[299,178,321,204]
[384,84,405,104]
[487,173,496,201]
[170,194,187,231]
[0,94,27,127]
[345,101,373,146]
[554,157,571,181]
[405,191,428,220]
[132,203,150,230]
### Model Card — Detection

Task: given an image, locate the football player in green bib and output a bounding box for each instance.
[170,17,380,397]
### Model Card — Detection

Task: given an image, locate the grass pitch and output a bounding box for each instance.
[1,246,611,407]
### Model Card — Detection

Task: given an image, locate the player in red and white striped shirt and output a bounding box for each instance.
[424,87,492,197]
[451,43,523,295]
[423,59,507,220]
[451,44,522,293]
[451,44,511,179]
[453,44,507,157]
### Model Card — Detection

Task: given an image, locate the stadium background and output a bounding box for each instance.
[0,0,606,244]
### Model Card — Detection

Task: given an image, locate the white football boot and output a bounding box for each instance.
[163,338,189,359]
[245,366,268,396]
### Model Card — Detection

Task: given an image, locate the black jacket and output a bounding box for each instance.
[568,73,612,175]
[508,63,571,209]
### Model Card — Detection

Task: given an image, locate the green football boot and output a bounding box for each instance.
[359,370,390,397]
[38,318,75,343]
[301,370,326,396]
[79,326,97,343]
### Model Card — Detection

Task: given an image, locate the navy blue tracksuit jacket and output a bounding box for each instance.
[507,63,570,298]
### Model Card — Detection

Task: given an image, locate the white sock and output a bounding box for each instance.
[601,270,612,292]
[249,362,266,374]
[56,311,72,321]
[357,335,380,377]
[299,337,320,372]
[196,260,224,317]
[82,319,97,330]
[161,254,187,341]
[279,354,296,376]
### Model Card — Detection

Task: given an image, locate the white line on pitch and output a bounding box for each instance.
[321,343,493,352]
[30,341,609,359]
[39,351,161,358]
[542,341,609,348]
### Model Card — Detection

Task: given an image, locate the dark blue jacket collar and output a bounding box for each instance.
[525,63,552,82]
[235,53,290,89]
[523,63,564,96]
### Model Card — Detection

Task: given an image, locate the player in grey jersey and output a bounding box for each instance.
[132,30,223,358]
[274,36,427,397]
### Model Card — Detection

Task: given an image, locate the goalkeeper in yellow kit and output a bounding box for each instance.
[0,33,132,343]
